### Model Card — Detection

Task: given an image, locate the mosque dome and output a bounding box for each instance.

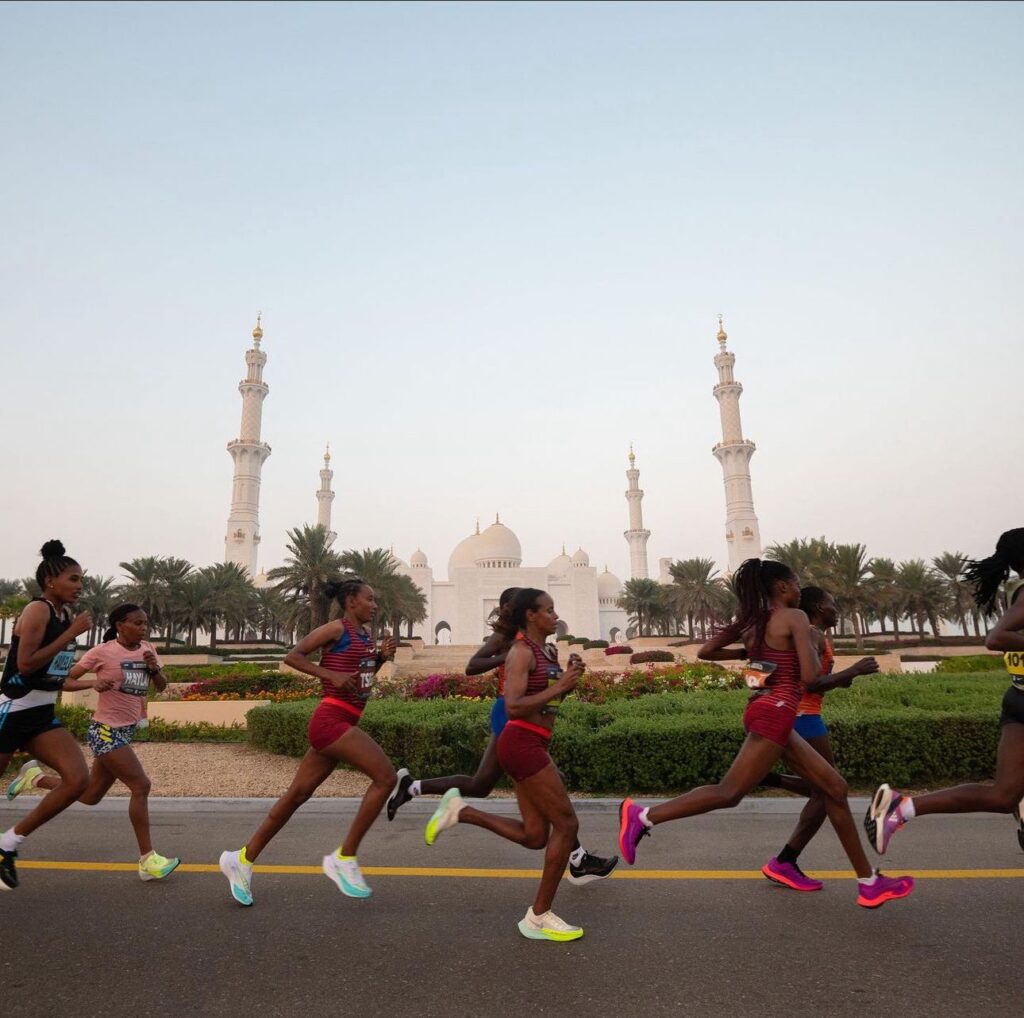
[571,547,590,567]
[547,547,572,579]
[598,567,623,601]
[474,517,523,568]
[448,525,485,575]
[410,548,428,568]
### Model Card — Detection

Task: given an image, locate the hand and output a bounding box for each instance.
[378,636,397,661]
[94,676,116,692]
[143,650,160,672]
[855,657,880,676]
[327,671,357,691]
[561,659,585,691]
[69,611,93,638]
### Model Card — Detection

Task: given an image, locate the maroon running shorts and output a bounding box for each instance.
[497,720,553,782]
[743,694,797,748]
[308,698,362,752]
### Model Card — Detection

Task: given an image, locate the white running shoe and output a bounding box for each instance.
[6,760,43,800]
[517,907,584,942]
[219,849,254,907]
[322,853,372,898]
[424,788,465,846]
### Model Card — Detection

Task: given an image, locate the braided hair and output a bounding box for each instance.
[799,586,830,621]
[323,576,369,609]
[491,588,545,643]
[103,603,142,643]
[35,539,80,590]
[964,528,1024,615]
[724,558,798,650]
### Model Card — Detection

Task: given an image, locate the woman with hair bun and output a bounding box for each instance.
[866,528,1024,855]
[0,540,95,891]
[421,588,587,942]
[10,604,179,881]
[617,558,914,909]
[219,577,397,907]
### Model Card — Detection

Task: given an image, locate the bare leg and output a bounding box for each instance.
[87,748,153,855]
[419,736,503,797]
[911,723,1024,816]
[647,734,783,825]
[335,729,397,856]
[11,729,88,837]
[781,734,833,854]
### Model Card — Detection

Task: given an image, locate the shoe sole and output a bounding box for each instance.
[857,880,914,909]
[6,761,39,800]
[865,784,895,855]
[219,853,253,907]
[618,799,635,865]
[0,877,14,891]
[566,870,612,886]
[387,768,410,822]
[760,864,823,892]
[425,789,462,846]
[140,858,181,882]
[517,919,584,942]
[321,856,372,898]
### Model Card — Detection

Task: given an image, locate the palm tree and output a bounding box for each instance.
[170,572,217,647]
[200,562,253,647]
[668,558,730,639]
[866,557,902,645]
[155,557,193,648]
[618,578,664,637]
[379,573,428,640]
[267,524,346,633]
[932,551,974,637]
[765,538,835,587]
[78,575,121,646]
[251,587,285,642]
[830,543,872,650]
[20,577,41,599]
[896,560,948,642]
[0,595,29,646]
[119,557,167,624]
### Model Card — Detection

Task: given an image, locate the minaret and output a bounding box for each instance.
[624,444,651,579]
[224,315,272,575]
[712,316,762,573]
[316,443,336,544]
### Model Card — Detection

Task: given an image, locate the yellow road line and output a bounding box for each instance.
[18,861,1024,879]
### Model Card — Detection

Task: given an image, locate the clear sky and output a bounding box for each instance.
[1,1,1021,585]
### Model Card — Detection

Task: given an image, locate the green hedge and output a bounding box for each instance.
[163,663,286,682]
[54,703,247,743]
[933,654,1005,674]
[246,672,1012,792]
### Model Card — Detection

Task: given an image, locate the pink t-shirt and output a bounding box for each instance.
[76,640,161,727]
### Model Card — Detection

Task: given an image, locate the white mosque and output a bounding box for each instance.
[223,314,762,643]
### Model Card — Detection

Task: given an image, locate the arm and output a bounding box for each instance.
[466,632,509,676]
[785,609,821,687]
[15,603,92,674]
[284,622,357,691]
[985,596,1024,652]
[374,634,396,673]
[143,648,167,693]
[697,625,747,661]
[503,643,582,720]
[806,657,879,693]
[60,655,107,692]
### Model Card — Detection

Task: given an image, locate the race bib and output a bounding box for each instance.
[742,660,778,690]
[1005,651,1024,678]
[358,656,376,700]
[120,661,150,696]
[46,642,78,680]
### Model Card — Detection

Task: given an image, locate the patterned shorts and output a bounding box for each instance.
[87,721,136,757]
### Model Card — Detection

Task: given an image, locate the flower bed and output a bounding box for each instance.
[177,673,319,703]
[604,645,633,656]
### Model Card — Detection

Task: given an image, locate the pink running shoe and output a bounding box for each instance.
[618,798,649,866]
[856,871,915,909]
[761,857,823,892]
[864,783,907,855]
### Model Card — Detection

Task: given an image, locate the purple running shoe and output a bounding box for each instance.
[761,857,823,892]
[856,871,914,909]
[618,798,649,866]
[864,783,907,855]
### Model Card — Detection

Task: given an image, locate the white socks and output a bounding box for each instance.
[857,871,879,886]
[639,807,653,829]
[410,780,422,797]
[0,828,25,852]
[899,797,916,820]
[569,846,586,866]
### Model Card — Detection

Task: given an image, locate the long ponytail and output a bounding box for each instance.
[727,558,797,650]
[964,528,1024,615]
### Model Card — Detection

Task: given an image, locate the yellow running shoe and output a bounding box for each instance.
[6,760,43,800]
[139,851,180,881]
[517,907,584,942]
[424,788,465,846]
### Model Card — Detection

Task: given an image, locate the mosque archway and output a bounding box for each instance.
[609,626,621,644]
[555,620,568,640]
[435,621,452,646]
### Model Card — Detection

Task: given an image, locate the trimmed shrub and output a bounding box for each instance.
[933,654,1005,674]
[55,702,247,743]
[180,673,318,702]
[604,645,633,656]
[630,650,674,664]
[583,640,609,649]
[163,662,285,683]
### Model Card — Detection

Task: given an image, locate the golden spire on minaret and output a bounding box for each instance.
[628,443,636,467]
[324,442,331,464]
[252,312,263,344]
[717,314,727,347]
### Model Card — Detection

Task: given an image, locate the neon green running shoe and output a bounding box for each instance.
[424,788,465,846]
[6,760,43,800]
[517,907,584,942]
[139,851,180,881]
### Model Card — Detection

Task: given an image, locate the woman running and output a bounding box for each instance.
[9,604,180,880]
[422,588,587,941]
[617,558,914,909]
[386,586,617,884]
[760,586,879,891]
[865,528,1024,855]
[219,577,397,906]
[0,540,93,890]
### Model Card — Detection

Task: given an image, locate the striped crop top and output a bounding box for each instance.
[318,617,376,716]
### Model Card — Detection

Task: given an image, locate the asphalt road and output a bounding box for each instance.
[2,798,1021,1018]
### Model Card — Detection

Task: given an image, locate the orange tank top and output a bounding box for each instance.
[797,637,834,716]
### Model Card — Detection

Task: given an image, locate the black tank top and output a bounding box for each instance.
[1,598,74,697]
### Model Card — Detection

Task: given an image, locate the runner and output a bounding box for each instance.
[866,528,1024,855]
[760,586,879,891]
[617,558,914,909]
[386,586,618,885]
[9,604,180,881]
[219,576,397,906]
[421,588,587,941]
[0,540,93,890]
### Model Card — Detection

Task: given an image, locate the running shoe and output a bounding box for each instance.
[6,760,43,800]
[322,853,372,898]
[1014,796,1024,853]
[618,798,650,866]
[856,871,915,909]
[139,851,181,882]
[219,849,253,907]
[761,857,823,892]
[387,768,413,821]
[0,849,18,891]
[424,788,465,846]
[567,851,620,885]
[517,907,584,942]
[864,783,907,855]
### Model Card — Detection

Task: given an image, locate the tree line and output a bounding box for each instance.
[0,525,426,650]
